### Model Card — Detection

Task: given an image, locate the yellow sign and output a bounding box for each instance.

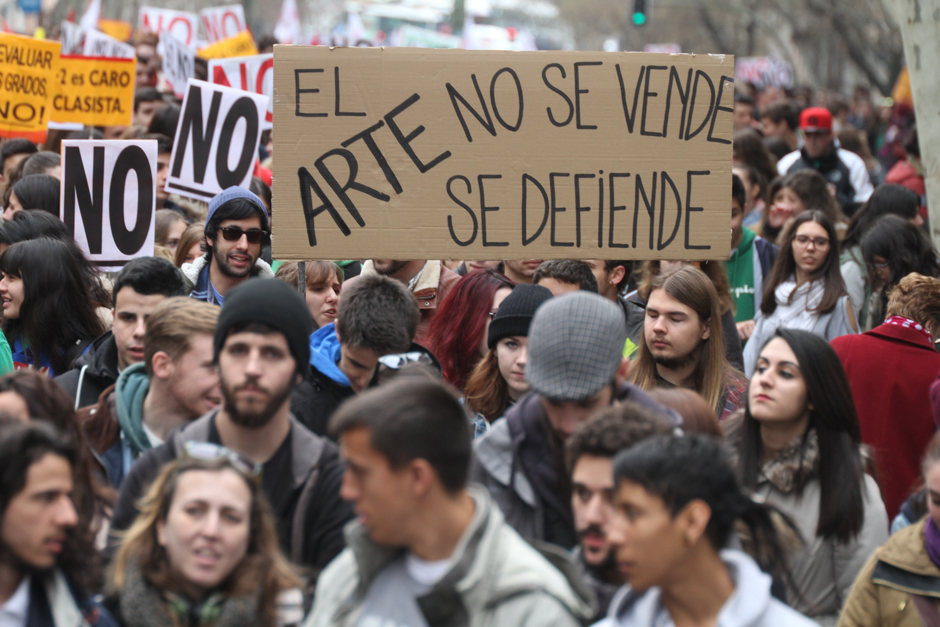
[0,33,60,141]
[97,19,134,43]
[197,31,258,60]
[51,55,135,127]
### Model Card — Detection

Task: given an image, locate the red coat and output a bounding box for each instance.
[832,323,940,519]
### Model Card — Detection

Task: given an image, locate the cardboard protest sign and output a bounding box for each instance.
[199,5,247,44]
[271,47,735,261]
[0,34,60,141]
[83,30,135,59]
[60,139,157,270]
[162,34,195,100]
[165,79,268,201]
[197,31,258,60]
[51,55,135,127]
[139,7,199,48]
[208,54,273,129]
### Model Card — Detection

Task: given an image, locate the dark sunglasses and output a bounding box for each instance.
[182,441,262,477]
[218,225,268,244]
[378,351,435,370]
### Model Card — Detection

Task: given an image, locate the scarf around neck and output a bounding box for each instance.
[759,428,819,494]
[766,277,825,332]
[118,557,260,627]
[925,517,940,571]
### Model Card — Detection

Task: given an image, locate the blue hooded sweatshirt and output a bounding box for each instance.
[309,323,351,388]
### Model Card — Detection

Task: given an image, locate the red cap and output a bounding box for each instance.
[799,107,832,133]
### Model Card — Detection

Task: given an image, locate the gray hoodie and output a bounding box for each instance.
[593,550,819,627]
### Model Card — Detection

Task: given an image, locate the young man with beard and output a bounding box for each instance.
[0,421,117,627]
[564,404,675,622]
[181,187,275,306]
[472,291,666,550]
[109,279,354,572]
[629,266,747,420]
[342,259,458,345]
[77,298,221,489]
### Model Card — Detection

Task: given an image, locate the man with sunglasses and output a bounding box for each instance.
[776,106,873,214]
[181,187,275,306]
[110,279,354,573]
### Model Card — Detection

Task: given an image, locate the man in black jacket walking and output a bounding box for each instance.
[56,257,187,410]
[109,279,354,572]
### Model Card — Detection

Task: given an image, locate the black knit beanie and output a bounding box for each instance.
[487,283,554,349]
[214,278,313,374]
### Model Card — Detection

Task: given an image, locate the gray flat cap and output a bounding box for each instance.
[527,291,628,402]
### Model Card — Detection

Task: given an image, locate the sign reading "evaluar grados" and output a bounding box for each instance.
[272,47,735,261]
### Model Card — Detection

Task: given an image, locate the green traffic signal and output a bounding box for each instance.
[632,12,647,25]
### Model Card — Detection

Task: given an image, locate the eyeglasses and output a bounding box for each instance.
[870,260,890,270]
[182,441,262,477]
[378,351,435,370]
[794,234,830,250]
[218,226,269,244]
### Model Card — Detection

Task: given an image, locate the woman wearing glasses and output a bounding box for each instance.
[107,443,302,627]
[743,210,857,377]
[860,214,940,331]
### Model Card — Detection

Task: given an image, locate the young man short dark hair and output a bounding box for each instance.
[292,274,420,436]
[306,377,593,626]
[761,100,800,150]
[724,174,778,343]
[132,87,163,128]
[181,187,274,305]
[0,421,117,626]
[565,403,675,622]
[110,279,353,572]
[534,260,599,296]
[56,256,187,409]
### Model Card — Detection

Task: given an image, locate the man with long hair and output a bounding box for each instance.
[630,266,747,420]
[0,421,117,626]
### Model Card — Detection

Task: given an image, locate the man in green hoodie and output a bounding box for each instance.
[78,297,220,489]
[724,174,778,343]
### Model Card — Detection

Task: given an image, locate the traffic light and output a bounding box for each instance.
[632,0,649,26]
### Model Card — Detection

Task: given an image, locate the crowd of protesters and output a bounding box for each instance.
[0,26,938,627]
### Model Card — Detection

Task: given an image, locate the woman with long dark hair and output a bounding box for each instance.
[730,328,888,624]
[596,433,816,627]
[743,210,856,376]
[860,214,940,330]
[426,269,515,391]
[3,173,60,220]
[108,448,301,627]
[840,184,923,328]
[0,239,106,375]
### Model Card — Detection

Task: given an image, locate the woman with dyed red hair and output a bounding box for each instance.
[425,269,515,390]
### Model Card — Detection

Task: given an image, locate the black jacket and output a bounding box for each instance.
[290,367,355,438]
[109,410,354,573]
[54,332,119,410]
